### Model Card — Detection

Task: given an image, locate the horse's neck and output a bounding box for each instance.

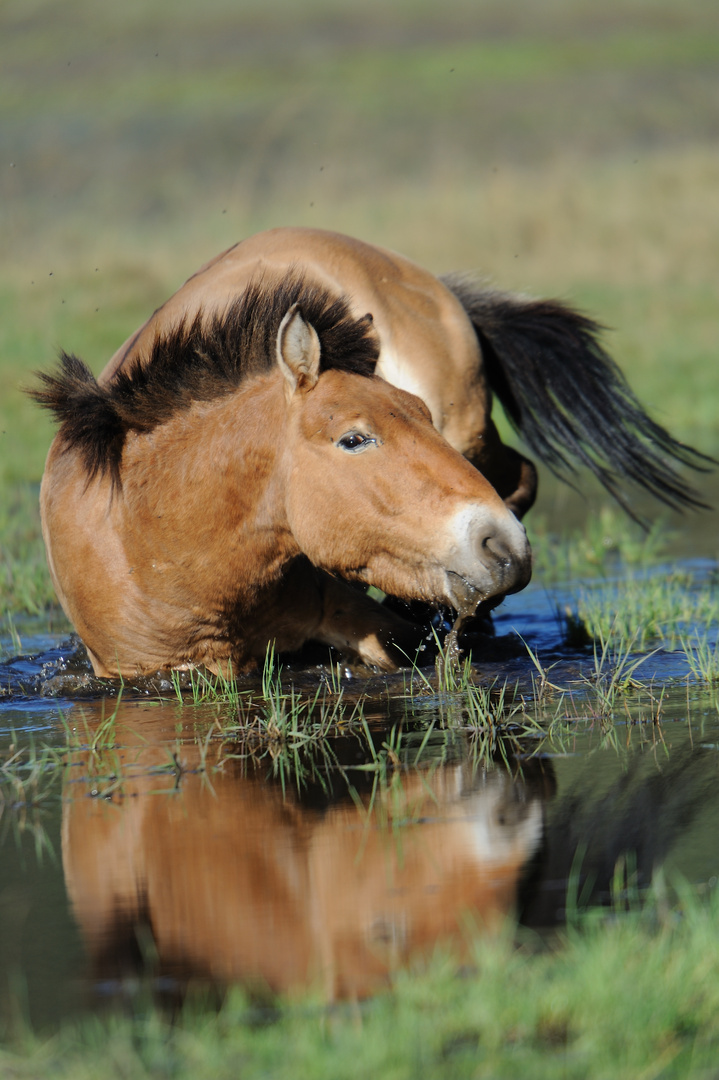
[117,377,299,599]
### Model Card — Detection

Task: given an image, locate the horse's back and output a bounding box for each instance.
[100,228,488,458]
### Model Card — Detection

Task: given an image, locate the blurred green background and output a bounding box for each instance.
[2,0,719,609]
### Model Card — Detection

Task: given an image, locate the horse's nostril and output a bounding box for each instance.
[481,533,510,566]
[476,522,532,595]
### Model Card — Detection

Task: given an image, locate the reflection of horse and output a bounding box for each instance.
[62,711,551,1002]
[33,274,530,676]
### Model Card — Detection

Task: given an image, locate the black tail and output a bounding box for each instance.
[441,274,713,517]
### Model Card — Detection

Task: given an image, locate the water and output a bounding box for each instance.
[1,568,718,1028]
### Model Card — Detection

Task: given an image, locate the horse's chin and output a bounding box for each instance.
[443,566,530,622]
[443,571,485,621]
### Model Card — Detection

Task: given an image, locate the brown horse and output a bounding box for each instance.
[33,227,706,676]
[32,274,531,676]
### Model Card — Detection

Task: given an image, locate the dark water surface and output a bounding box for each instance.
[1,569,719,1031]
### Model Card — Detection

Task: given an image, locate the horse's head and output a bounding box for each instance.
[276,305,532,617]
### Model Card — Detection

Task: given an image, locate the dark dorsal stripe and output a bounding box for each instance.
[30,274,379,487]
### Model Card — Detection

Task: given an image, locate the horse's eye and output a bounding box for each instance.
[337,432,373,453]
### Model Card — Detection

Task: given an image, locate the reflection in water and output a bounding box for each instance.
[4,684,719,1026]
[61,709,553,1003]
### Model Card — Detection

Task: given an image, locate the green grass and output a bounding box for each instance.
[530,503,674,583]
[3,878,719,1078]
[680,632,719,685]
[565,567,719,651]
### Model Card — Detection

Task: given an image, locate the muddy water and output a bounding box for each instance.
[1,571,719,1030]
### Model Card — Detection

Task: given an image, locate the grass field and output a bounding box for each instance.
[2,0,719,1073]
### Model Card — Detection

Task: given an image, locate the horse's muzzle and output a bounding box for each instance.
[444,505,532,615]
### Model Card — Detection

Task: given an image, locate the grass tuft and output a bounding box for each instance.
[680,631,719,684]
[562,566,719,651]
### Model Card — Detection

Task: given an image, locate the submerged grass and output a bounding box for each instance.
[580,628,665,726]
[0,735,58,812]
[168,646,369,746]
[0,734,60,862]
[169,663,248,709]
[165,635,550,770]
[3,877,719,1079]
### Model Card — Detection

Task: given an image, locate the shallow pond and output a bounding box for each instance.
[1,564,719,1031]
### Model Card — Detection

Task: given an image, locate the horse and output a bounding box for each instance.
[33,227,707,677]
[31,273,531,677]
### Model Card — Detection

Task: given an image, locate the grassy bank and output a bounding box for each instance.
[3,881,719,1079]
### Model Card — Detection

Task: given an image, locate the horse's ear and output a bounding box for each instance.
[276,304,321,396]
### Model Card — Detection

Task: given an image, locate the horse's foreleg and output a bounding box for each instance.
[498,451,538,518]
[315,573,421,671]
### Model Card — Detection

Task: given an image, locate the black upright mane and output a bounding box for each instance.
[30,274,379,487]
